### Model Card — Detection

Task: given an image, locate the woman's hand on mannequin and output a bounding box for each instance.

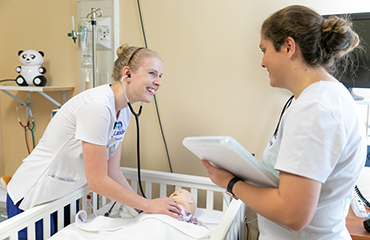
[145,197,181,218]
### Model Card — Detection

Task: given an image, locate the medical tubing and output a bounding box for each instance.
[355,185,370,208]
[16,106,31,154]
[136,0,173,173]
[19,120,31,154]
[28,120,35,149]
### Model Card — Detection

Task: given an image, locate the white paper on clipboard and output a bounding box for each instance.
[183,136,279,188]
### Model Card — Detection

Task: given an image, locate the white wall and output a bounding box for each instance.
[119,0,370,178]
[1,0,370,185]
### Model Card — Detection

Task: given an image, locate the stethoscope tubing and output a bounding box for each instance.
[105,78,147,217]
[119,78,146,200]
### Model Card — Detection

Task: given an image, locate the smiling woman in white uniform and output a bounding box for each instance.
[201,5,366,240]
[7,44,181,238]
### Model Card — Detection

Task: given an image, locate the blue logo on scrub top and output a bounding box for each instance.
[113,121,125,141]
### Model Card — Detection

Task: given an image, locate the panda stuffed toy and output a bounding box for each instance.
[16,50,47,86]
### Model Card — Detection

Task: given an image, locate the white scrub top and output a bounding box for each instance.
[8,84,131,210]
[259,81,366,240]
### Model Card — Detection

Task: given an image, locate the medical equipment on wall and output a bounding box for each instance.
[16,105,35,154]
[80,15,97,90]
[68,8,102,90]
[68,0,119,92]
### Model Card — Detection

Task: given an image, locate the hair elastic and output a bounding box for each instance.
[128,47,145,65]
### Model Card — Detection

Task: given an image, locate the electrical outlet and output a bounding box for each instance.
[99,25,110,42]
[97,17,111,50]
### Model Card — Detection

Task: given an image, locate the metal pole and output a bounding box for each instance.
[91,8,97,88]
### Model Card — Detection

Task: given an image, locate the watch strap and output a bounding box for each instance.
[226,177,243,199]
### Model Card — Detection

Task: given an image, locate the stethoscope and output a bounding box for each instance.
[273,95,294,137]
[120,75,146,198]
[105,75,146,217]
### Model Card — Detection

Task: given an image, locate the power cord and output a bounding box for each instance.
[136,0,173,173]
[354,185,370,208]
[0,79,16,83]
[244,206,259,240]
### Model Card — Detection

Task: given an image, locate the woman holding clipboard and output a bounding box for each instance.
[202,5,366,240]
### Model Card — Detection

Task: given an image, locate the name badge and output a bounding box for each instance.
[107,137,116,159]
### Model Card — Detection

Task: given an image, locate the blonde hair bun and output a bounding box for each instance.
[116,44,130,58]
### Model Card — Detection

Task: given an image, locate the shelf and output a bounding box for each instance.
[0,85,74,92]
[0,85,74,119]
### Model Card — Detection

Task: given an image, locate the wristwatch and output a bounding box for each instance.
[226,177,243,200]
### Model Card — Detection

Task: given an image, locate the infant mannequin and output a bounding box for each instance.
[169,189,202,226]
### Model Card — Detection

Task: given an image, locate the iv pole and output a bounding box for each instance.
[68,8,103,88]
[86,8,103,88]
[90,8,98,88]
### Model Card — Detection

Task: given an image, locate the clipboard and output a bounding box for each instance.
[182,136,279,188]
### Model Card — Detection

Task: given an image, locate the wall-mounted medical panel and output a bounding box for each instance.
[77,0,119,92]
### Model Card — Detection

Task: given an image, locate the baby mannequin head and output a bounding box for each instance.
[169,189,196,215]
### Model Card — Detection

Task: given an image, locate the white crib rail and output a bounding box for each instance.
[121,167,246,240]
[121,167,232,211]
[0,186,90,240]
[0,168,245,240]
[212,199,246,240]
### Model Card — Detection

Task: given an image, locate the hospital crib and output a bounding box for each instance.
[0,167,246,240]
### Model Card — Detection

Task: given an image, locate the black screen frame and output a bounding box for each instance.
[323,12,370,95]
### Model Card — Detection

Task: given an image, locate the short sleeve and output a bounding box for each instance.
[275,101,345,183]
[75,98,113,146]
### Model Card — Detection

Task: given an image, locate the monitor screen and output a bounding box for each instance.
[323,13,370,93]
